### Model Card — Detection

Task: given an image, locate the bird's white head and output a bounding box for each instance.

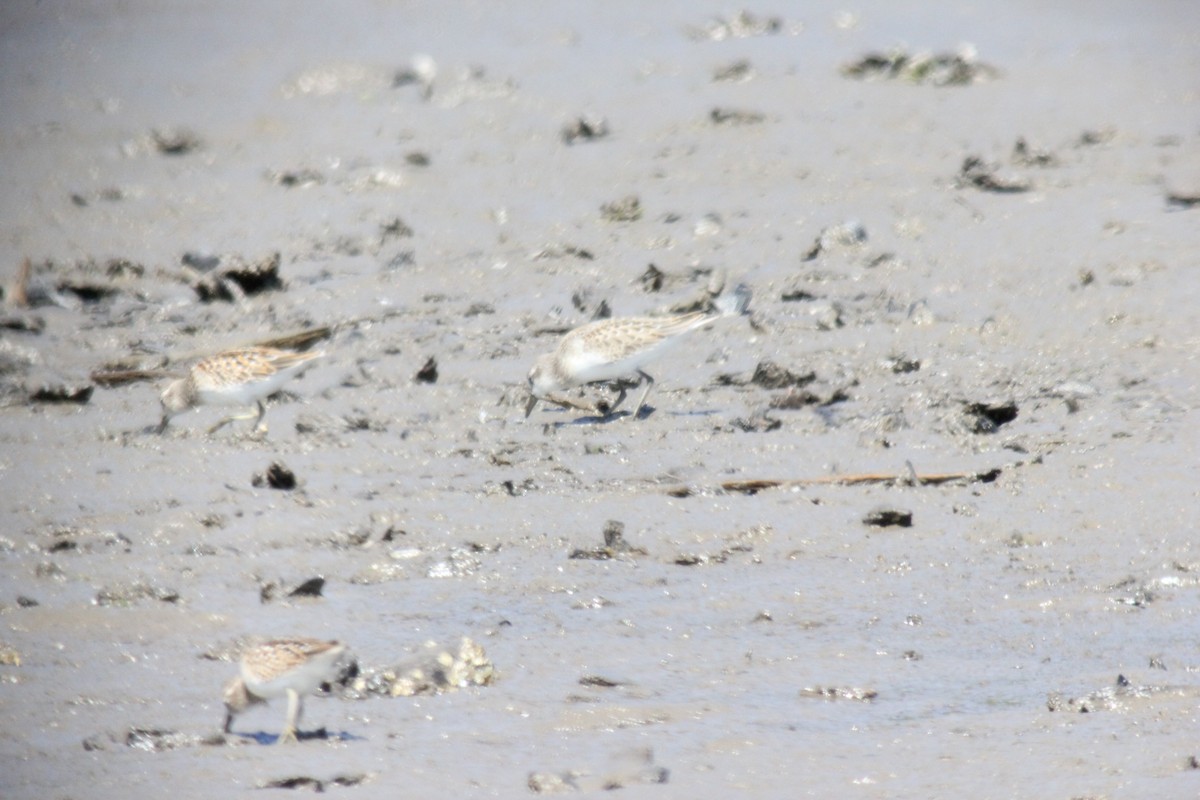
[156,378,193,433]
[525,354,560,416]
[222,676,263,732]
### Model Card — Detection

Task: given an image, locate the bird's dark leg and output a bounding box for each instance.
[544,393,607,413]
[207,414,237,435]
[632,370,655,419]
[207,401,266,435]
[599,383,629,417]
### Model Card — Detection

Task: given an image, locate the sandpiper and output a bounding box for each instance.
[222,637,349,744]
[525,283,750,419]
[158,346,323,434]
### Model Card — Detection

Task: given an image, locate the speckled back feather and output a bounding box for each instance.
[562,312,713,360]
[241,637,342,683]
[191,347,322,393]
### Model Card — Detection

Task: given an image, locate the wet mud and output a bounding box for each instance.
[1,1,1198,797]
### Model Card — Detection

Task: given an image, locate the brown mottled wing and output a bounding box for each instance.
[571,312,709,360]
[243,638,340,681]
[259,348,323,372]
[262,637,340,658]
[192,347,318,389]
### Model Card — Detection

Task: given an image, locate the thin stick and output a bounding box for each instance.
[89,368,172,387]
[667,467,1003,496]
[252,325,332,352]
[10,258,32,308]
[172,324,333,365]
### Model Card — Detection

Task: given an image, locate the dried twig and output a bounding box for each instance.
[9,258,32,308]
[667,467,1003,496]
[89,368,172,388]
[252,325,332,352]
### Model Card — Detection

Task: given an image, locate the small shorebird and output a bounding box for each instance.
[222,638,349,744]
[525,283,751,419]
[157,346,323,434]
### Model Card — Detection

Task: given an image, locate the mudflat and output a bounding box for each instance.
[2,2,1198,797]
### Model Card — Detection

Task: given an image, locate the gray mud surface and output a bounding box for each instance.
[2,2,1199,797]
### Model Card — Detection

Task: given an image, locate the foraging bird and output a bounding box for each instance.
[157,346,322,434]
[222,638,349,744]
[525,283,751,419]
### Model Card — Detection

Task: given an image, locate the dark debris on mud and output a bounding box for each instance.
[259,576,325,604]
[414,356,438,383]
[862,507,914,528]
[529,747,669,794]
[28,381,94,404]
[709,107,766,126]
[150,127,203,156]
[40,525,131,554]
[957,156,1032,193]
[256,774,373,792]
[715,360,815,390]
[569,520,648,561]
[82,727,224,752]
[799,686,879,702]
[1047,674,1200,714]
[842,47,999,86]
[94,581,181,607]
[684,10,790,41]
[725,408,782,433]
[187,251,283,302]
[600,195,643,223]
[252,461,299,490]
[961,400,1019,433]
[561,115,610,145]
